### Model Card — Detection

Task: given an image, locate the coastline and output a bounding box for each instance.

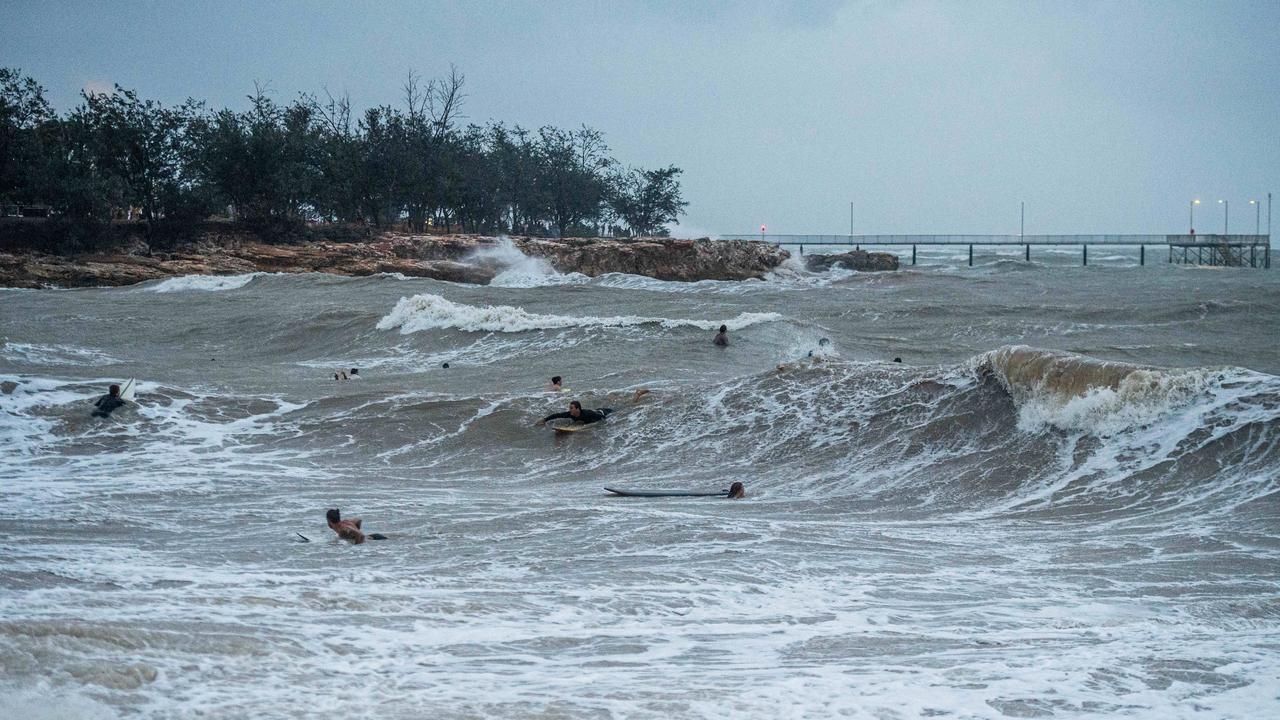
[0,225,898,288]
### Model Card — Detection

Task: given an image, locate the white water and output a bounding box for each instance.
[142,273,264,292]
[376,292,784,334]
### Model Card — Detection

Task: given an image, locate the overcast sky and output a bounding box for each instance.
[5,0,1278,236]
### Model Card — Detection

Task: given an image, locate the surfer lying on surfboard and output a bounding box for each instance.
[325,508,387,544]
[535,400,613,427]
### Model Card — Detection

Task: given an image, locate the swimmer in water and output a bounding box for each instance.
[713,324,729,347]
[326,508,387,544]
[727,482,745,499]
[549,376,564,392]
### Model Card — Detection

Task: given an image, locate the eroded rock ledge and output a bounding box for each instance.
[0,231,898,289]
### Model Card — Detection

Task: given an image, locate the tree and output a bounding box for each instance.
[0,68,56,205]
[74,85,198,220]
[535,126,613,236]
[612,166,687,236]
[0,68,690,238]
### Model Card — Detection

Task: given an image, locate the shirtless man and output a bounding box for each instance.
[326,508,387,543]
[713,325,729,346]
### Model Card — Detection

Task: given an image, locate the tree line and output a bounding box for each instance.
[0,67,687,238]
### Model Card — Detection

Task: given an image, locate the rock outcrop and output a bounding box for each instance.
[0,231,793,289]
[803,249,899,272]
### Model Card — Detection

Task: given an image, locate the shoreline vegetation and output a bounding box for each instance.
[1,66,687,245]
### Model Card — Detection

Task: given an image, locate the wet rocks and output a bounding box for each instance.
[0,231,793,288]
[803,249,899,272]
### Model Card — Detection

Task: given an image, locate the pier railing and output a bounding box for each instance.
[716,234,1272,268]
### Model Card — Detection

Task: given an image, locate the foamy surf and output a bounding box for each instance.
[465,238,590,288]
[142,272,264,292]
[977,345,1217,434]
[3,263,1280,720]
[376,292,784,334]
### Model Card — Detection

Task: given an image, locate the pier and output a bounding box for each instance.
[718,234,1272,268]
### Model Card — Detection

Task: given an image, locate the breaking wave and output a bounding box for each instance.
[977,345,1219,434]
[376,293,784,334]
[143,273,264,292]
[465,238,590,288]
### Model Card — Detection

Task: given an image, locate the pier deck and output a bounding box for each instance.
[718,234,1272,268]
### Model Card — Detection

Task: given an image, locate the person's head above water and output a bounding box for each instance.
[551,376,562,386]
[569,400,582,417]
[893,357,902,363]
[350,368,359,376]
[728,482,745,499]
[326,508,341,525]
[108,384,120,397]
[718,325,728,333]
[819,338,830,347]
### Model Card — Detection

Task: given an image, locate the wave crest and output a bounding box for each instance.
[376,293,783,334]
[144,273,263,293]
[977,345,1213,434]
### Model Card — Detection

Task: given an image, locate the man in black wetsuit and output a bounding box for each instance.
[535,400,613,427]
[92,384,126,418]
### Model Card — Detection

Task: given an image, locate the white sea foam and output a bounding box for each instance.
[467,238,590,288]
[978,345,1215,435]
[376,292,784,334]
[1,342,121,366]
[143,273,263,292]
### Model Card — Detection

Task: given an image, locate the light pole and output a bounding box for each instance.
[1250,199,1260,234]
[1020,201,1024,238]
[1190,199,1200,233]
[1218,199,1228,235]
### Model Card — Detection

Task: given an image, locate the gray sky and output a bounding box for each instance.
[5,0,1278,236]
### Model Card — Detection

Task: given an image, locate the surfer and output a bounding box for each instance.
[549,376,564,392]
[91,384,126,418]
[536,400,613,427]
[325,508,387,544]
[728,482,746,499]
[349,368,361,378]
[713,325,729,346]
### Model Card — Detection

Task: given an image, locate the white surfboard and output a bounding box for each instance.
[119,378,137,401]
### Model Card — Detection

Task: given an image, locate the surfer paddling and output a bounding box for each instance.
[325,508,387,544]
[91,384,126,418]
[536,400,613,427]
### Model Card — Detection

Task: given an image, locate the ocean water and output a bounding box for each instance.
[1,248,1278,718]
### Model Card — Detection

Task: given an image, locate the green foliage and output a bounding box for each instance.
[0,68,687,242]
[611,166,688,236]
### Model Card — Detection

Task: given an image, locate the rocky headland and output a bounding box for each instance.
[0,224,899,288]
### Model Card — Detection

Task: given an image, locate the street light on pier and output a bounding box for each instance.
[1190,199,1200,234]
[1249,199,1260,234]
[1218,199,1228,235]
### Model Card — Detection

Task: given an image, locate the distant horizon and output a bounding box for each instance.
[5,0,1277,237]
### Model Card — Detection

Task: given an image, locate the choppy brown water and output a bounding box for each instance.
[2,252,1278,718]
